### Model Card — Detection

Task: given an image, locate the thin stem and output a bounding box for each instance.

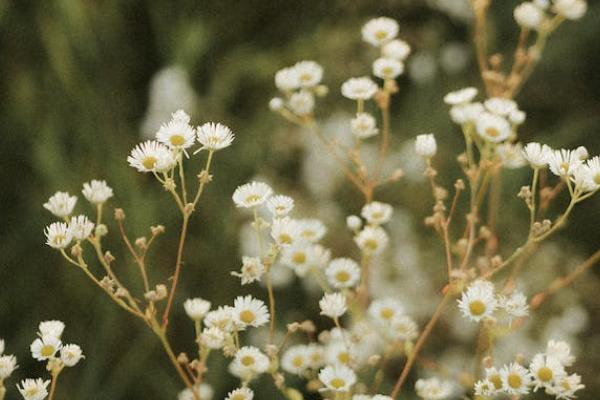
[162,214,190,328]
[177,155,188,204]
[117,218,150,293]
[192,150,215,207]
[375,95,391,181]
[47,368,62,400]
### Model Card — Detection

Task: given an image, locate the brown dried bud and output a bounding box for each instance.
[114,208,126,220]
[177,352,189,364]
[151,225,165,235]
[198,170,213,184]
[70,243,83,258]
[454,179,465,190]
[287,322,301,332]
[104,251,115,264]
[300,320,316,333]
[163,178,176,191]
[135,237,147,249]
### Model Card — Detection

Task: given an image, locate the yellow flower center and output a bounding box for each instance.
[302,230,315,238]
[330,378,346,389]
[375,31,388,40]
[485,127,499,138]
[41,344,56,357]
[142,156,157,170]
[292,356,304,368]
[364,239,378,251]
[560,162,570,173]
[538,367,553,382]
[232,394,246,400]
[279,233,292,245]
[170,134,185,146]
[292,252,306,264]
[241,355,255,366]
[469,300,486,316]
[380,307,394,320]
[239,310,256,324]
[300,73,312,82]
[337,352,350,364]
[508,373,522,389]
[335,271,351,283]
[245,194,261,204]
[593,173,600,185]
[382,67,393,76]
[489,374,502,390]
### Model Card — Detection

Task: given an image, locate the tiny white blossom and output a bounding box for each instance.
[514,2,546,29]
[546,340,575,366]
[443,87,478,105]
[449,102,484,124]
[183,298,211,320]
[68,215,94,241]
[156,109,196,149]
[497,291,529,322]
[319,364,356,392]
[30,335,62,361]
[200,327,226,349]
[0,354,18,379]
[269,97,284,111]
[232,181,273,208]
[127,140,175,173]
[500,362,533,395]
[38,321,65,338]
[196,122,235,151]
[60,344,83,367]
[298,218,327,242]
[204,306,235,333]
[267,195,295,217]
[373,58,404,79]
[346,215,363,231]
[275,67,300,92]
[523,142,552,168]
[382,39,411,60]
[497,143,527,169]
[43,192,77,218]
[225,387,254,400]
[178,384,214,400]
[473,379,496,396]
[368,298,404,325]
[457,280,497,322]
[82,180,113,204]
[509,109,527,125]
[17,378,50,400]
[484,97,518,116]
[341,77,378,100]
[354,226,389,255]
[351,113,379,139]
[326,258,361,289]
[415,377,454,400]
[44,222,72,249]
[281,345,310,375]
[548,149,582,177]
[361,202,393,225]
[289,91,315,116]
[232,295,270,329]
[232,256,265,285]
[529,353,565,391]
[319,292,347,319]
[293,60,324,88]
[415,134,437,158]
[232,346,270,376]
[553,0,587,20]
[476,112,511,143]
[362,17,399,47]
[546,373,585,399]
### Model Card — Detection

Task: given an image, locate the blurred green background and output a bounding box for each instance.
[1,0,599,399]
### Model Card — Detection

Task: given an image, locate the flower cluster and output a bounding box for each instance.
[270,61,327,117]
[514,0,587,31]
[458,280,529,324]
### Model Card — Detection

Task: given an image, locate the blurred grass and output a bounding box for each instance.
[1,0,599,399]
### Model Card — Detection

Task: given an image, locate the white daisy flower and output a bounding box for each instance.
[473,379,496,396]
[484,367,504,393]
[415,377,454,399]
[232,295,270,329]
[281,345,309,375]
[572,164,596,193]
[484,97,518,116]
[341,77,378,100]
[373,58,404,80]
[196,122,235,151]
[232,256,265,285]
[183,298,211,321]
[68,215,94,241]
[178,384,214,400]
[354,226,389,255]
[415,134,437,158]
[155,109,196,149]
[44,222,73,249]
[500,362,533,395]
[281,244,313,276]
[81,180,113,205]
[497,291,529,321]
[361,17,399,47]
[127,140,175,173]
[514,2,546,29]
[391,315,419,341]
[60,344,83,367]
[382,39,411,61]
[523,142,552,168]
[443,87,478,106]
[266,195,294,217]
[497,143,527,169]
[306,343,326,369]
[319,292,347,319]
[275,67,300,92]
[457,280,497,322]
[225,387,254,400]
[476,112,511,143]
[580,156,600,189]
[204,306,235,332]
[368,298,404,325]
[361,202,393,226]
[43,192,77,218]
[449,102,484,124]
[318,364,356,392]
[271,217,303,247]
[200,327,226,349]
[30,335,62,361]
[16,378,50,400]
[232,181,273,208]
[546,373,585,399]
[530,353,565,391]
[326,258,360,289]
[233,346,270,376]
[38,321,65,338]
[0,354,18,379]
[547,149,582,177]
[289,90,315,116]
[325,340,354,366]
[509,108,527,125]
[351,113,379,139]
[553,0,587,20]
[546,340,575,367]
[574,145,588,160]
[298,218,327,242]
[346,215,363,231]
[293,60,323,88]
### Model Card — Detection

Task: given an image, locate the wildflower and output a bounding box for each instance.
[200,327,226,349]
[225,387,254,400]
[553,0,587,20]
[449,102,484,124]
[232,295,270,329]
[196,122,235,151]
[514,2,546,29]
[44,222,72,249]
[233,346,270,376]
[346,215,363,231]
[289,91,315,116]
[476,112,511,143]
[269,97,284,111]
[473,379,496,396]
[43,192,77,218]
[361,202,393,225]
[319,292,347,319]
[546,340,575,367]
[361,17,399,47]
[497,143,527,169]
[38,321,65,338]
[368,298,404,324]
[546,373,585,399]
[271,217,303,247]
[293,60,324,88]
[281,244,313,275]
[325,340,354,366]
[574,145,588,160]
[306,343,325,369]
[382,39,411,60]
[178,384,214,400]
[415,134,437,158]
[281,345,309,375]
[497,291,529,322]
[232,181,273,208]
[127,140,175,173]
[298,218,327,242]
[30,335,62,361]
[16,378,50,400]
[457,280,497,322]
[183,298,211,321]
[68,215,94,241]
[351,113,379,139]
[341,77,378,100]
[547,149,582,177]
[354,226,389,255]
[500,362,533,395]
[275,67,300,92]
[0,354,18,379]
[204,306,235,332]
[484,97,518,116]
[509,109,527,125]
[391,315,419,341]
[60,344,84,367]
[523,142,552,168]
[373,58,404,80]
[326,258,360,289]
[319,364,356,392]
[529,353,565,391]
[484,367,504,393]
[414,377,454,399]
[443,87,478,105]
[156,110,196,149]
[81,180,113,204]
[267,195,294,217]
[232,256,265,285]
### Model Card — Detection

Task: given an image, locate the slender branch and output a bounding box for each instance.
[162,214,190,328]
